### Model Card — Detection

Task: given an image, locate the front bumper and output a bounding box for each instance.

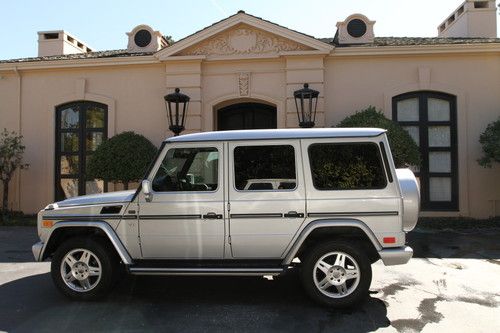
[32,241,44,261]
[378,246,413,266]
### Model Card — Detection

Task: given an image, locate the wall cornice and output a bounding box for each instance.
[331,43,500,57]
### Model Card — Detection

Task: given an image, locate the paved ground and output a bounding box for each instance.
[0,226,499,333]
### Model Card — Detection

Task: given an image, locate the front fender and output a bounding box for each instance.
[281,219,383,265]
[36,221,133,265]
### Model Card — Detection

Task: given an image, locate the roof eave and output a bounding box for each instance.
[330,42,500,57]
[0,54,159,71]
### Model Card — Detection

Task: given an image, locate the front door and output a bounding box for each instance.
[138,142,225,258]
[227,140,306,258]
[217,102,277,130]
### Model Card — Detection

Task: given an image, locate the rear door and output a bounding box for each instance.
[301,136,403,247]
[227,140,306,258]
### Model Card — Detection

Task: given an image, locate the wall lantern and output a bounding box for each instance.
[293,83,319,128]
[164,88,190,136]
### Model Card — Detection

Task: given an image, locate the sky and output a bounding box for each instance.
[0,0,499,60]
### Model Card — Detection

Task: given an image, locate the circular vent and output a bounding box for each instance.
[347,19,367,38]
[134,29,152,47]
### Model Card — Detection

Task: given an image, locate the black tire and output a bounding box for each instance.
[300,241,372,308]
[51,237,118,301]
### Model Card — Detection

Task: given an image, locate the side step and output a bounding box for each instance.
[128,267,285,276]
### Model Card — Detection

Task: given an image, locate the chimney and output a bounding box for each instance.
[37,30,93,57]
[438,0,497,38]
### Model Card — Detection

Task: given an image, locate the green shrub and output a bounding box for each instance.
[87,131,158,190]
[336,106,421,168]
[477,118,500,168]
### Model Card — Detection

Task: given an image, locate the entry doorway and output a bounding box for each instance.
[217,102,277,130]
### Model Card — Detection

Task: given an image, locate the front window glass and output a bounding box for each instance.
[308,143,387,190]
[234,145,296,191]
[153,147,218,192]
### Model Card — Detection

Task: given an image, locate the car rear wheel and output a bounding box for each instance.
[301,241,372,307]
[51,237,117,300]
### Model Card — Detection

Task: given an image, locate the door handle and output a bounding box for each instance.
[284,211,304,218]
[203,212,223,220]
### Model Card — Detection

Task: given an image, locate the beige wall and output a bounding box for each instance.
[325,53,500,218]
[0,49,499,217]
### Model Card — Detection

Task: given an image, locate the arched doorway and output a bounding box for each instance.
[217,102,277,130]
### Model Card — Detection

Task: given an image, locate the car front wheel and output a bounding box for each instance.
[301,241,372,307]
[51,237,117,300]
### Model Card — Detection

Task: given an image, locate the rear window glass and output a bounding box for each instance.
[234,145,296,191]
[308,143,387,190]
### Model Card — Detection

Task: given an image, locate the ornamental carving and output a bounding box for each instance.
[238,72,250,96]
[178,25,311,56]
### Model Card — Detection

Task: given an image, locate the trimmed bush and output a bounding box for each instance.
[477,118,500,168]
[87,131,158,190]
[336,106,421,168]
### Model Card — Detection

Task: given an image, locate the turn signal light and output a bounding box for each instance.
[383,237,396,244]
[42,220,54,228]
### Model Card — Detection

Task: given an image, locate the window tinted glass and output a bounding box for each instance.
[234,145,296,191]
[153,147,218,192]
[309,143,386,190]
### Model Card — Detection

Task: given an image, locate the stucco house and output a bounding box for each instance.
[0,0,499,218]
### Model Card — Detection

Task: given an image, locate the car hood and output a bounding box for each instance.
[55,190,136,208]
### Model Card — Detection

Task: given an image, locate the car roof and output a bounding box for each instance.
[165,128,386,143]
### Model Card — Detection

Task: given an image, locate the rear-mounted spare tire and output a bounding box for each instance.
[396,168,420,232]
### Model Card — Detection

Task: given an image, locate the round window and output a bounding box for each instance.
[134,29,152,47]
[347,19,367,38]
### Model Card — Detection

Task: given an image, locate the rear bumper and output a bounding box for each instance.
[378,246,413,266]
[32,241,44,261]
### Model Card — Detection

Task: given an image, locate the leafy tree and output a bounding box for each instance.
[164,36,175,45]
[336,106,421,168]
[0,129,29,221]
[86,132,157,190]
[477,118,500,168]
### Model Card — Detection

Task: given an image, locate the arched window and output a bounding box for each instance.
[55,101,108,200]
[393,91,458,211]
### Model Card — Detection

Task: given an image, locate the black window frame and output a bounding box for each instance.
[392,91,458,211]
[55,101,108,201]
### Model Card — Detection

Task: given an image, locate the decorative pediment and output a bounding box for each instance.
[156,12,333,60]
[177,24,313,57]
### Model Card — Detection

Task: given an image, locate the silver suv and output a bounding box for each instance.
[32,128,419,307]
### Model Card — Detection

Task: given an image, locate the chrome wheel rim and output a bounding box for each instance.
[313,251,360,298]
[60,248,102,292]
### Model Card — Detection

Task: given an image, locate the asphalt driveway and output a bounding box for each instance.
[0,226,499,333]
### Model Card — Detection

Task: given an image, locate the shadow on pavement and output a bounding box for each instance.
[0,270,390,333]
[408,229,500,260]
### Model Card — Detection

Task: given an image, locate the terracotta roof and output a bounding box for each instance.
[319,36,500,47]
[0,49,155,64]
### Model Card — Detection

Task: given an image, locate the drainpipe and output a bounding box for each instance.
[13,66,22,212]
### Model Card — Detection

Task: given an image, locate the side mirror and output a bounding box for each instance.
[142,180,153,202]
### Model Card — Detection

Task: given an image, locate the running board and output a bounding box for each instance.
[128,267,285,276]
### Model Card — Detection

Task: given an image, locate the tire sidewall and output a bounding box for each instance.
[51,237,115,301]
[301,241,372,308]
